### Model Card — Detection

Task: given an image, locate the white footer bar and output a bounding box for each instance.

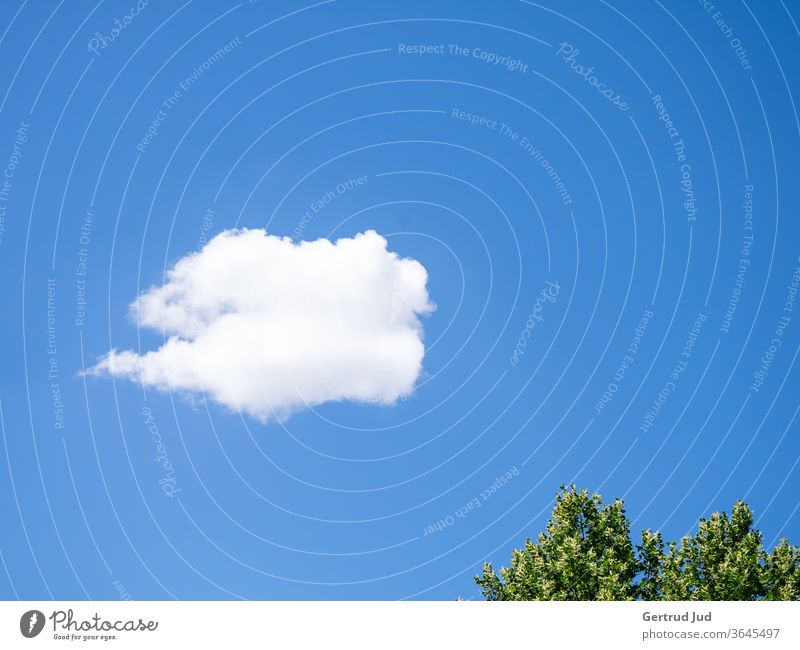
[1,601,798,649]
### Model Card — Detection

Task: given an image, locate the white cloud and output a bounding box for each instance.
[89,229,434,421]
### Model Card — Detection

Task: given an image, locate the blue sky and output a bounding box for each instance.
[0,0,799,600]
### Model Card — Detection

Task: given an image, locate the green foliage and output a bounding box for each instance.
[476,486,637,600]
[762,540,800,600]
[641,501,765,600]
[475,485,800,601]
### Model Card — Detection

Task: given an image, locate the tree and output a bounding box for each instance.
[475,485,799,601]
[639,501,765,600]
[762,540,800,600]
[476,485,637,600]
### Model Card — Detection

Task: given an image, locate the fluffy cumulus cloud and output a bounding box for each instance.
[89,229,434,421]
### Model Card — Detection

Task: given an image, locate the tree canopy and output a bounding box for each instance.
[475,485,800,601]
